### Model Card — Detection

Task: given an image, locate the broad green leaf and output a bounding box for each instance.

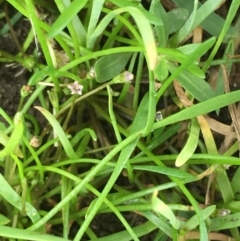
[150,0,169,47]
[157,37,216,100]
[47,0,88,39]
[154,56,169,81]
[175,118,200,167]
[178,43,201,55]
[0,174,41,224]
[173,0,225,42]
[152,192,182,230]
[173,0,237,42]
[203,0,240,70]
[0,113,24,159]
[35,107,78,159]
[192,0,227,29]
[94,53,132,82]
[133,165,193,179]
[210,212,240,231]
[167,8,189,34]
[166,53,205,79]
[0,214,10,225]
[168,65,215,102]
[170,0,198,46]
[159,47,205,78]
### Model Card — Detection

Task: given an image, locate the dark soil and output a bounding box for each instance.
[0,8,30,119]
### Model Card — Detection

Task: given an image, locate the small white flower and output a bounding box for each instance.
[155,111,163,122]
[123,71,134,81]
[88,67,95,78]
[67,81,83,95]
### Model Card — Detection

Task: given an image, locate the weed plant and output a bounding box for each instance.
[0,0,240,240]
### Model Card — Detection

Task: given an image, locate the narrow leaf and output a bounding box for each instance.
[210,212,240,231]
[0,174,41,224]
[134,165,193,179]
[0,225,68,241]
[152,192,181,230]
[87,0,105,39]
[47,0,88,38]
[154,89,240,129]
[150,1,169,47]
[89,7,158,70]
[170,0,198,46]
[175,118,200,167]
[35,107,78,159]
[173,0,237,42]
[0,214,10,225]
[0,113,24,159]
[183,205,216,231]
[110,0,163,26]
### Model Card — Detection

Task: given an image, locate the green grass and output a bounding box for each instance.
[0,0,240,240]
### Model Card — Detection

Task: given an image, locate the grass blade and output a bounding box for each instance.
[0,174,41,224]
[175,118,200,167]
[89,7,158,70]
[47,0,88,39]
[35,107,78,159]
[154,90,240,130]
[0,225,69,241]
[0,113,24,159]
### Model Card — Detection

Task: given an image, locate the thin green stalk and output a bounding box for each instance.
[107,85,122,143]
[133,53,144,111]
[54,0,80,71]
[101,7,142,45]
[62,96,77,131]
[61,176,70,239]
[117,52,138,104]
[103,12,130,49]
[23,138,58,167]
[143,70,156,135]
[22,136,44,183]
[203,0,240,71]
